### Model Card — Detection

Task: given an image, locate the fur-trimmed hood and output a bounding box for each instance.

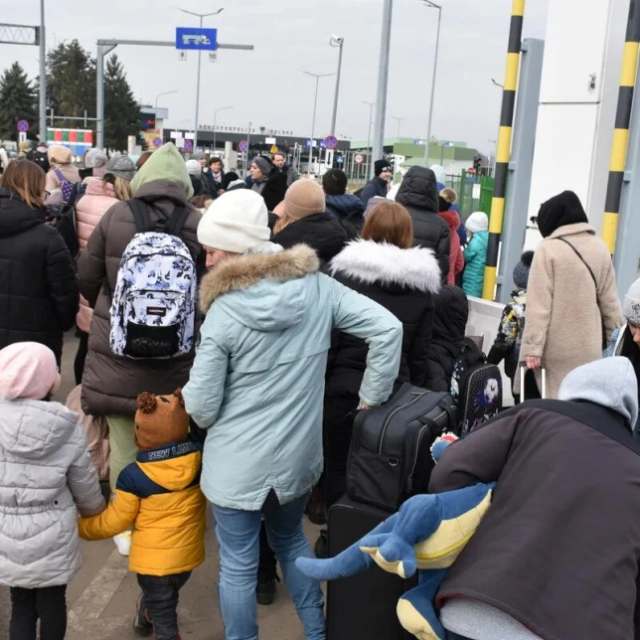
[199,243,320,315]
[438,209,460,233]
[330,239,441,294]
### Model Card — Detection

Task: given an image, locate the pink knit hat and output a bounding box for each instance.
[0,343,62,401]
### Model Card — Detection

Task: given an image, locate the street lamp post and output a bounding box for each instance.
[362,100,375,179]
[39,0,47,142]
[422,0,442,167]
[329,35,344,136]
[155,90,178,113]
[372,0,394,164]
[302,71,335,177]
[392,116,406,141]
[179,8,224,151]
[212,105,232,153]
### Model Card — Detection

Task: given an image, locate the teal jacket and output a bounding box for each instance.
[462,231,489,298]
[182,244,403,510]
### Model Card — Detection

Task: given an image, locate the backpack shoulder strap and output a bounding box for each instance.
[53,167,65,183]
[127,199,154,234]
[164,205,189,237]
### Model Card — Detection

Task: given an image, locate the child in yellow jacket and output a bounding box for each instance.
[78,389,206,640]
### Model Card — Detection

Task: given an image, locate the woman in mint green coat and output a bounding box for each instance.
[462,211,489,298]
[182,187,403,640]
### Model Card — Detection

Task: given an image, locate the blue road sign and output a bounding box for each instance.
[176,28,218,51]
[17,120,29,133]
[444,141,455,147]
[238,140,248,153]
[324,135,338,150]
[336,156,344,164]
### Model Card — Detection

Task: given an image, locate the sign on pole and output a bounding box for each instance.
[355,153,364,164]
[176,27,218,51]
[238,140,248,153]
[17,120,29,133]
[183,139,193,153]
[153,137,163,148]
[269,145,278,154]
[324,135,338,150]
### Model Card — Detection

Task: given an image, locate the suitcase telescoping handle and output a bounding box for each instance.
[520,362,546,400]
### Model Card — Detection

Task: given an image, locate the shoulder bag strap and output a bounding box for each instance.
[163,205,189,237]
[53,167,65,184]
[127,199,154,233]
[558,237,598,292]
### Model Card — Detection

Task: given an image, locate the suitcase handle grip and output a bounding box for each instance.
[519,362,546,400]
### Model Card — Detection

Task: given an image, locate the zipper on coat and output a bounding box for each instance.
[377,390,427,455]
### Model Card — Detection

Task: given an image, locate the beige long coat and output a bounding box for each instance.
[519,223,623,398]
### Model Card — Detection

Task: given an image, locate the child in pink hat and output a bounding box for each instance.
[0,342,105,640]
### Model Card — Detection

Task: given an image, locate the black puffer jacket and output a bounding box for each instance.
[326,239,442,398]
[396,166,450,284]
[0,188,78,362]
[272,212,350,265]
[424,285,469,392]
[252,168,288,212]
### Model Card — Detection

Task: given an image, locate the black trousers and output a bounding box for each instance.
[10,585,67,640]
[137,572,191,640]
[74,329,89,385]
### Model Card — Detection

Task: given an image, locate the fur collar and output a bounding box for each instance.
[330,239,441,293]
[199,244,319,313]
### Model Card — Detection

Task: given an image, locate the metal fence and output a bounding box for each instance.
[446,171,495,221]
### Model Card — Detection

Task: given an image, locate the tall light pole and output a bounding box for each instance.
[362,100,375,179]
[155,90,178,112]
[212,105,232,154]
[179,8,224,151]
[392,116,406,141]
[39,0,46,141]
[422,0,442,167]
[302,71,335,176]
[373,0,394,164]
[329,35,344,137]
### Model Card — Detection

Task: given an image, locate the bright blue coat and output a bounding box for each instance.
[183,244,403,510]
[462,231,489,298]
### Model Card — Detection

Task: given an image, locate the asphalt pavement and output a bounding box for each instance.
[0,333,323,639]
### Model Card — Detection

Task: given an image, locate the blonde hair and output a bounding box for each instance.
[440,187,457,204]
[103,174,133,202]
[273,211,296,234]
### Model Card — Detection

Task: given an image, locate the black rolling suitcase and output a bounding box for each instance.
[326,496,416,640]
[346,383,457,512]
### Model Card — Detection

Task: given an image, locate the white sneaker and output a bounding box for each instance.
[113,531,132,556]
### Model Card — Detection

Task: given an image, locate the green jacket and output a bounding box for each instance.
[463,231,489,298]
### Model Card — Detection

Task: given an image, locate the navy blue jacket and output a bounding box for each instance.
[359,177,388,205]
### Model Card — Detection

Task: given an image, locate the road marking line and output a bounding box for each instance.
[68,548,129,624]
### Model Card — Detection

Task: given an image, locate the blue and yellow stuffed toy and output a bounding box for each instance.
[296,434,494,640]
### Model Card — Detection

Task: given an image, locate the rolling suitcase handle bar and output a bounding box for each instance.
[520,362,546,400]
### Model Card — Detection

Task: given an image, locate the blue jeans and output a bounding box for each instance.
[213,492,325,640]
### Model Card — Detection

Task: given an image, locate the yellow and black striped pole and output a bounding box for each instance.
[482,0,525,300]
[602,0,640,254]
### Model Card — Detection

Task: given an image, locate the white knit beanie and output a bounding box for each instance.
[198,190,271,254]
[185,159,202,176]
[466,211,489,234]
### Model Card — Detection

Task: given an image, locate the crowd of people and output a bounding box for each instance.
[1,140,640,640]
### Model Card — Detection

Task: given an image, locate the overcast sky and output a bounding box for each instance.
[2,0,550,154]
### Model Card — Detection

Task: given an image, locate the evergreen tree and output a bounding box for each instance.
[47,40,96,129]
[0,62,38,141]
[104,54,140,151]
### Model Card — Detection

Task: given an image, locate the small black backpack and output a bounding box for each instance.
[451,338,503,436]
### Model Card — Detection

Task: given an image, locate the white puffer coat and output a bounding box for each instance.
[0,397,105,588]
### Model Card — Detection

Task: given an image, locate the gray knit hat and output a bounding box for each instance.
[191,151,206,161]
[105,155,136,181]
[85,147,108,169]
[512,251,534,290]
[252,156,273,177]
[624,278,640,326]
